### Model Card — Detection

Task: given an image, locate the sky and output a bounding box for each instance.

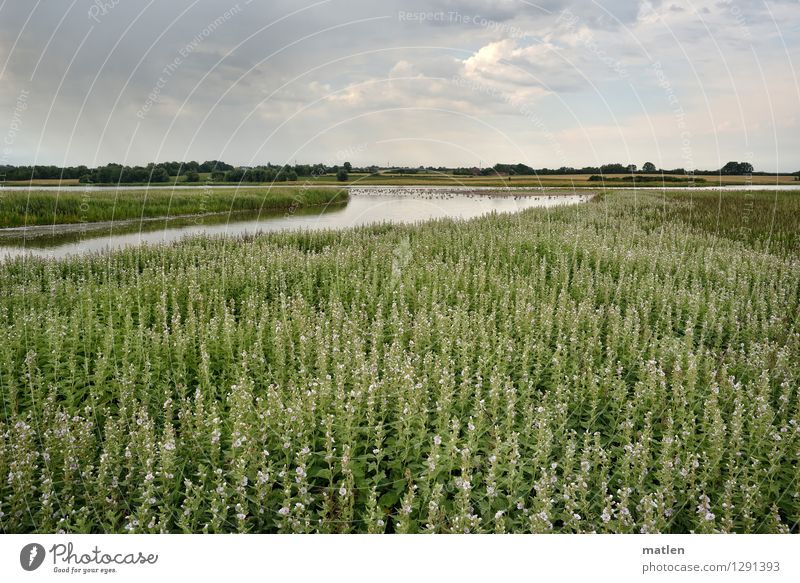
[0,0,798,171]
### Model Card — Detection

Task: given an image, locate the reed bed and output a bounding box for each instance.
[0,187,347,228]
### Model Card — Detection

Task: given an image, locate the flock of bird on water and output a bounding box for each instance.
[347,186,587,201]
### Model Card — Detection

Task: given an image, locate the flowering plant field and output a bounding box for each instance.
[0,190,797,533]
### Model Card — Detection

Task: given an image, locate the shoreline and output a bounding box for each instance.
[0,189,587,234]
[0,200,351,239]
[0,187,348,230]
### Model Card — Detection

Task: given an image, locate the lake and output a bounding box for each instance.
[0,190,591,261]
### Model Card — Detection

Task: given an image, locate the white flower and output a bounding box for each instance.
[433,435,442,446]
[339,487,347,497]
[278,507,290,516]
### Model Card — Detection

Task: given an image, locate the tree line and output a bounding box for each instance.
[0,160,790,184]
[0,161,361,183]
[0,160,233,183]
[483,161,760,176]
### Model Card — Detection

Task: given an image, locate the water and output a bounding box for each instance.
[0,191,590,261]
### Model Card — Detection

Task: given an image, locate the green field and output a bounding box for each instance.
[0,190,797,533]
[5,172,796,189]
[0,187,348,228]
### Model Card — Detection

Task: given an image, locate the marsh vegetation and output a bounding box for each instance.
[0,190,797,533]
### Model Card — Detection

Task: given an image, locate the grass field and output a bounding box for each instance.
[0,190,797,533]
[0,187,348,228]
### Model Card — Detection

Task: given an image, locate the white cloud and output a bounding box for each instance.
[0,0,795,170]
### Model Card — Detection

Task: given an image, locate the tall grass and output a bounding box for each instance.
[0,187,347,228]
[0,190,797,533]
[651,189,799,255]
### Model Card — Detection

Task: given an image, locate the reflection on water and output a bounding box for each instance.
[0,192,590,261]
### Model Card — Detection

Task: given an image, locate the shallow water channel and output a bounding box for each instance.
[0,189,591,260]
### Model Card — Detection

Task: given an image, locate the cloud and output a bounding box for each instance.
[0,0,795,170]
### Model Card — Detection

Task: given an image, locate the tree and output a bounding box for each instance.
[336,167,349,182]
[211,171,226,181]
[148,167,170,182]
[343,161,352,172]
[180,161,200,175]
[294,164,311,177]
[626,164,637,173]
[225,168,248,182]
[720,161,753,175]
[642,162,656,172]
[600,163,628,174]
[185,171,200,182]
[199,160,233,172]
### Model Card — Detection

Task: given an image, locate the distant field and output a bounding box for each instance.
[0,187,347,228]
[4,173,796,188]
[290,172,796,187]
